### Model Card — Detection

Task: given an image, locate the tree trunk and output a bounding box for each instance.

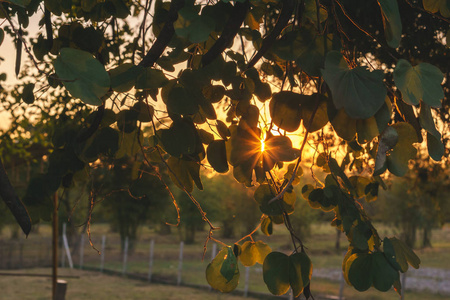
[184,224,196,244]
[158,222,172,235]
[422,227,432,248]
[335,229,341,250]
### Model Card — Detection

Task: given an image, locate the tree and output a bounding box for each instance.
[0,0,449,297]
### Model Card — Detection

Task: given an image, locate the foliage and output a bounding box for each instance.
[0,0,449,298]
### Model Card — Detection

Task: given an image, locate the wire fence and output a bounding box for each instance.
[1,224,450,299]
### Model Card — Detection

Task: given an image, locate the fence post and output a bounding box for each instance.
[209,243,217,291]
[177,241,184,286]
[148,239,155,282]
[339,251,346,300]
[79,234,85,269]
[100,235,106,272]
[401,272,407,300]
[244,266,250,297]
[18,238,24,268]
[122,237,129,276]
[61,223,73,269]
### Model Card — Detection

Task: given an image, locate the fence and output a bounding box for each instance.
[1,224,450,299]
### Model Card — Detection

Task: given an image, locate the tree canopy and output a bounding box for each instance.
[0,0,449,297]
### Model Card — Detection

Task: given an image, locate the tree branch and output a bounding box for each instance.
[246,0,296,69]
[138,0,185,68]
[0,157,31,236]
[201,0,251,67]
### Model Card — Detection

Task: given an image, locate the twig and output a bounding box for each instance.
[404,0,450,24]
[268,93,322,204]
[0,5,43,74]
[333,0,398,62]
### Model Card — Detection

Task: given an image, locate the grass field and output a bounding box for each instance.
[1,221,449,299]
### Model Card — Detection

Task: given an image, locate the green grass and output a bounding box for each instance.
[0,268,255,300]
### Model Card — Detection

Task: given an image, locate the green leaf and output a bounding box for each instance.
[289,252,313,297]
[203,85,225,103]
[220,247,238,282]
[300,94,328,132]
[356,97,392,144]
[269,91,305,132]
[263,252,290,295]
[262,135,300,171]
[206,247,240,292]
[423,0,450,17]
[283,164,303,186]
[197,129,215,144]
[427,132,445,162]
[383,237,402,272]
[174,6,215,43]
[327,101,357,141]
[389,237,421,271]
[135,67,169,90]
[132,102,154,123]
[303,0,328,26]
[54,48,110,106]
[240,241,272,267]
[115,130,143,159]
[3,0,31,7]
[386,123,418,176]
[254,184,283,215]
[393,59,444,107]
[167,157,203,192]
[109,63,141,93]
[377,0,402,48]
[22,83,35,104]
[372,252,399,292]
[322,51,387,119]
[348,253,373,291]
[166,85,199,115]
[419,103,444,161]
[374,126,399,175]
[207,140,229,173]
[216,120,230,140]
[159,120,198,157]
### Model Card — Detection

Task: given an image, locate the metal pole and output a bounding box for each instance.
[52,193,58,300]
[100,235,106,272]
[122,237,129,276]
[148,240,154,282]
[79,234,85,269]
[209,243,217,291]
[401,272,407,300]
[61,223,73,269]
[177,241,184,286]
[244,266,250,297]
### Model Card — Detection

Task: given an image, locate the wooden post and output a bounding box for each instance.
[177,241,184,286]
[55,279,67,300]
[100,235,106,272]
[244,266,250,297]
[52,193,58,300]
[122,237,129,276]
[79,234,85,269]
[148,239,154,282]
